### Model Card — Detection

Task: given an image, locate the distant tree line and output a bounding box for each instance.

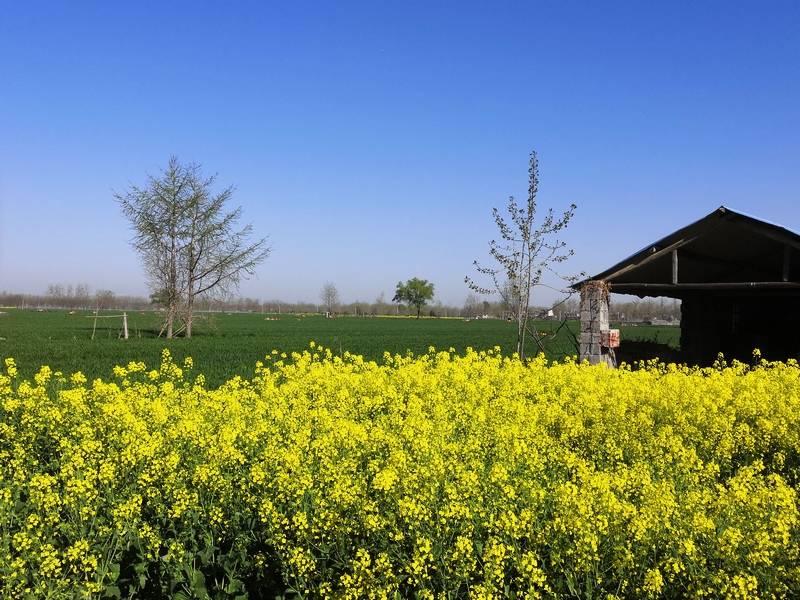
[610,297,681,323]
[0,285,150,311]
[0,286,680,322]
[552,297,681,323]
[0,287,460,317]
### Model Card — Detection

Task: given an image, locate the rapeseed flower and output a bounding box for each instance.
[1,347,799,597]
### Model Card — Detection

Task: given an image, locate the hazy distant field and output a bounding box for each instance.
[0,309,679,386]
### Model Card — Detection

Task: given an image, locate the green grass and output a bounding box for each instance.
[0,308,679,387]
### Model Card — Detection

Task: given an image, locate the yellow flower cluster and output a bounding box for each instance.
[1,347,799,598]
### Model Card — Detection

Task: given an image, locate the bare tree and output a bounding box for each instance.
[498,278,520,320]
[95,289,116,310]
[373,291,387,316]
[463,293,480,318]
[43,282,91,308]
[466,151,578,359]
[116,156,270,338]
[46,284,65,304]
[74,283,91,309]
[320,282,340,314]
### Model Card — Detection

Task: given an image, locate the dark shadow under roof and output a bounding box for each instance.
[574,206,800,298]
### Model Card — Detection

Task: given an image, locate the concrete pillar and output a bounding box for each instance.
[580,281,614,366]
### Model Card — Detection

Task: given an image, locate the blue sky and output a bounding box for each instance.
[1,1,798,305]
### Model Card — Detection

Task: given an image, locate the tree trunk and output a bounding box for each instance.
[517,307,526,359]
[416,305,421,318]
[186,294,194,338]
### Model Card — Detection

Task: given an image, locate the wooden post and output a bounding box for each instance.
[783,245,791,282]
[91,309,98,340]
[123,312,129,340]
[672,250,679,285]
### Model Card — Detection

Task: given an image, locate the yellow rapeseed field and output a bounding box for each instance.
[1,345,799,598]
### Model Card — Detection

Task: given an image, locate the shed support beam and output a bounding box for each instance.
[672,250,678,285]
[602,236,697,282]
[783,245,791,282]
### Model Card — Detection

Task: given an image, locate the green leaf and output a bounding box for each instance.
[191,570,208,596]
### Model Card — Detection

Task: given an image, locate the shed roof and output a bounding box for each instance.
[575,206,800,298]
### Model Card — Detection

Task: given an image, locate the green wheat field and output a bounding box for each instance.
[0,309,680,387]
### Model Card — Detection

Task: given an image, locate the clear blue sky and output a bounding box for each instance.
[1,1,798,306]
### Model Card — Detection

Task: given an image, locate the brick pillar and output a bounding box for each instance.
[580,281,613,366]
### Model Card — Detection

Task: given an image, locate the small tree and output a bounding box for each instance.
[393,278,435,318]
[466,151,577,359]
[320,282,340,314]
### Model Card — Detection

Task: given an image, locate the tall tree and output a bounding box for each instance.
[116,157,269,338]
[393,278,435,318]
[466,151,577,359]
[320,282,340,314]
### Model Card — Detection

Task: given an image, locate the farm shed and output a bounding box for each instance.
[576,206,800,365]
